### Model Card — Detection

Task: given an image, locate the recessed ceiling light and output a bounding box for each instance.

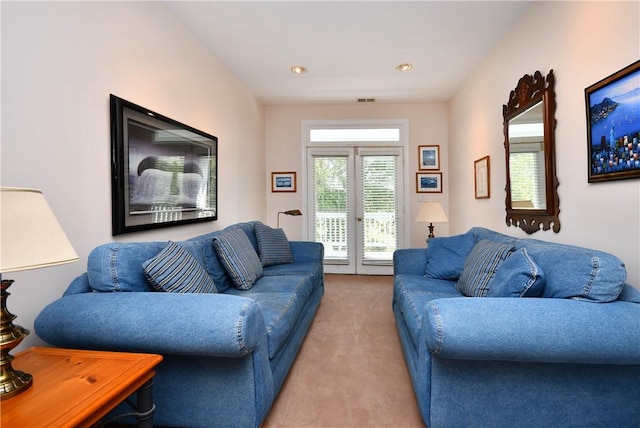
[396,63,413,72]
[290,65,307,74]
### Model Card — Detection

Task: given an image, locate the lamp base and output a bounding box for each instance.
[1,364,32,400]
[427,223,435,240]
[1,279,33,400]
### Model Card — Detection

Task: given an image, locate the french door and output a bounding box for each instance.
[306,146,404,274]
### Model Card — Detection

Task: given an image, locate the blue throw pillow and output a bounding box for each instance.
[213,228,263,290]
[255,223,294,266]
[456,239,515,297]
[424,231,476,280]
[143,241,217,293]
[485,248,545,297]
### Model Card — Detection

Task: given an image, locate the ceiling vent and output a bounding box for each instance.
[356,98,376,103]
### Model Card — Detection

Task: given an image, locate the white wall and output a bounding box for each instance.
[449,1,640,286]
[1,1,265,350]
[265,103,449,247]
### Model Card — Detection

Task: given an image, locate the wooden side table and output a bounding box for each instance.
[1,347,163,428]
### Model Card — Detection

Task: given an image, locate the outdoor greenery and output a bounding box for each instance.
[314,157,348,213]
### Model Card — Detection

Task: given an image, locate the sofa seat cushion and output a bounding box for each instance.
[394,274,462,351]
[263,261,323,283]
[226,274,315,359]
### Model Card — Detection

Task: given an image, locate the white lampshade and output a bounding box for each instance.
[1,188,79,273]
[415,202,448,224]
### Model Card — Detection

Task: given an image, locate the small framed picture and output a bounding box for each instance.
[271,171,297,192]
[418,145,440,170]
[416,172,442,193]
[474,156,490,199]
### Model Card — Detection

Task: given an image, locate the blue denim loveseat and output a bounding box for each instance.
[393,227,640,428]
[35,221,324,427]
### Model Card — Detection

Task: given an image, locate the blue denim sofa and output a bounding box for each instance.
[35,221,324,427]
[393,227,640,428]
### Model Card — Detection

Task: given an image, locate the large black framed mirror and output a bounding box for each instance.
[503,70,560,234]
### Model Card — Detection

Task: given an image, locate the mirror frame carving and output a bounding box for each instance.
[503,70,560,234]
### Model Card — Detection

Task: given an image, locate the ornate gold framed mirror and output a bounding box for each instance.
[503,70,560,234]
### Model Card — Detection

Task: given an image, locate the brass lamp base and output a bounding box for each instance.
[1,363,32,400]
[1,279,33,400]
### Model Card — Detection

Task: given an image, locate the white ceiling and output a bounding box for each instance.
[162,1,533,106]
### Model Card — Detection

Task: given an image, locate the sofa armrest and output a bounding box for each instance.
[394,248,427,275]
[35,292,266,357]
[290,241,324,263]
[423,297,640,365]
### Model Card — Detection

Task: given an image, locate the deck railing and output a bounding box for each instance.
[315,212,396,259]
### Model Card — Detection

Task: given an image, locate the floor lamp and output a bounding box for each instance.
[1,188,79,399]
[277,209,302,228]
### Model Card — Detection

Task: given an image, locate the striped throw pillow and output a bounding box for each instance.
[456,239,514,297]
[213,228,263,290]
[255,223,294,266]
[143,241,217,293]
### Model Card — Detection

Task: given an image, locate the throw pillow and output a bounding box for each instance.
[456,239,514,297]
[485,248,545,297]
[424,231,476,280]
[255,223,294,266]
[213,228,264,290]
[143,241,217,293]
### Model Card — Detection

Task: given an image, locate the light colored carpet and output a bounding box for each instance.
[262,274,424,428]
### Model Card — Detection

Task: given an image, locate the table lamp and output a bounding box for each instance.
[277,209,302,228]
[1,188,79,399]
[415,201,448,241]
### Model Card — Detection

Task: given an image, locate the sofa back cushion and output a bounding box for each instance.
[516,239,626,302]
[85,221,269,294]
[468,227,627,302]
[618,284,640,303]
[471,227,518,245]
[87,239,210,292]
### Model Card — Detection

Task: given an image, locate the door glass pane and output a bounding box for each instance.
[360,155,398,262]
[313,156,349,261]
